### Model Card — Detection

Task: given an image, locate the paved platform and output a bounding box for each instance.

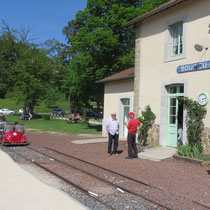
[0,149,88,210]
[138,146,177,161]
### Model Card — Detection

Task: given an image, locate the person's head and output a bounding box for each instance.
[14,121,18,125]
[128,112,135,119]
[111,113,117,120]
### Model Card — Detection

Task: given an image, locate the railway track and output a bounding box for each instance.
[29,146,172,209]
[31,146,210,210]
[5,146,114,210]
[2,145,210,210]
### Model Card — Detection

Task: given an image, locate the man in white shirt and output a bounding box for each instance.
[106,113,119,156]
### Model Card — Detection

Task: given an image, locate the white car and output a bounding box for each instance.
[0,109,16,115]
[19,109,23,114]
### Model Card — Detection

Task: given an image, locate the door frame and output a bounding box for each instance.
[166,85,184,147]
[160,79,187,146]
[118,95,133,138]
[121,102,130,137]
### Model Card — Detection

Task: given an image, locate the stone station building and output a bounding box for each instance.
[99,0,210,153]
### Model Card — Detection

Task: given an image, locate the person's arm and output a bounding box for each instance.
[124,121,130,129]
[106,124,110,133]
[140,122,143,128]
[138,121,143,129]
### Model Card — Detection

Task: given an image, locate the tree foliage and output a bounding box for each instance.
[62,0,170,107]
[0,21,57,112]
[62,0,141,107]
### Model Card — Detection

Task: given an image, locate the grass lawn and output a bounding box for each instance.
[5,115,102,136]
[0,95,69,114]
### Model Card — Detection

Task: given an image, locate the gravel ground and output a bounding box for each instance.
[1,130,210,209]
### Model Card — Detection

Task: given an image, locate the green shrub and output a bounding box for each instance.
[191,144,202,158]
[42,115,50,120]
[178,145,193,157]
[137,105,156,145]
[178,96,207,153]
[177,144,201,158]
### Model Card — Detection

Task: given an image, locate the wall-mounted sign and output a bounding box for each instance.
[177,60,210,73]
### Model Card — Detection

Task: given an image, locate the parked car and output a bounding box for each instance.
[80,109,98,118]
[19,109,23,114]
[52,108,65,116]
[87,110,98,118]
[0,109,16,115]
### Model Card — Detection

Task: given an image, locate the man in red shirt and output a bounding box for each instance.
[124,112,143,159]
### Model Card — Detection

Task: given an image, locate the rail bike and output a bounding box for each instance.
[0,123,29,146]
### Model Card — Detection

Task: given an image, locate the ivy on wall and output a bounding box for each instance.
[178,96,207,152]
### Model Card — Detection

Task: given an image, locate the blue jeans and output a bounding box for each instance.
[108,133,119,154]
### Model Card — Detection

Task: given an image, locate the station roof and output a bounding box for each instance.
[96,67,134,84]
[124,0,190,27]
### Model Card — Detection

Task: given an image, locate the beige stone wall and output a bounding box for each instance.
[103,79,134,119]
[202,127,210,154]
[102,79,134,137]
[146,124,160,146]
[134,0,210,147]
[136,0,210,124]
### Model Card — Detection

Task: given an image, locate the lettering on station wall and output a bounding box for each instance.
[177,60,210,73]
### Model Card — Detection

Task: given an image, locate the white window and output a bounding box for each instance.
[170,22,183,56]
[164,17,186,62]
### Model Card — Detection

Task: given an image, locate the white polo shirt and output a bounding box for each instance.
[106,118,119,135]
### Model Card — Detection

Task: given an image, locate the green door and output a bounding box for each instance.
[167,97,178,147]
[166,85,184,147]
[121,99,130,137]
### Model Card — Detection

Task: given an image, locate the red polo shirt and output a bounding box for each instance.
[127,118,142,133]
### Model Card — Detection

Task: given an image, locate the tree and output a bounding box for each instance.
[0,21,57,113]
[140,0,170,13]
[63,0,170,107]
[0,21,20,97]
[10,46,55,112]
[63,1,141,106]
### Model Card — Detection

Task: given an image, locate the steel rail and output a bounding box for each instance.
[29,146,172,210]
[192,200,210,210]
[42,146,153,187]
[40,146,210,210]
[7,147,114,210]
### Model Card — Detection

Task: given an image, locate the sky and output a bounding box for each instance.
[0,0,87,43]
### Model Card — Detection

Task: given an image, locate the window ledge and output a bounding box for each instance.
[164,54,186,63]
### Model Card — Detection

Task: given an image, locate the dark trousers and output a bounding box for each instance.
[127,133,138,157]
[108,133,119,154]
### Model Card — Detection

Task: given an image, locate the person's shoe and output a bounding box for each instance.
[133,156,139,159]
[125,156,133,159]
[107,153,112,156]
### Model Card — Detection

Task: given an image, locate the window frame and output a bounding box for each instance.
[170,22,183,56]
[164,16,186,62]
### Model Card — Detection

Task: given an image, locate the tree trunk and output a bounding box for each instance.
[67,93,72,115]
[74,106,77,117]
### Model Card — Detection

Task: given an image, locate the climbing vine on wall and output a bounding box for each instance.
[178,96,207,152]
